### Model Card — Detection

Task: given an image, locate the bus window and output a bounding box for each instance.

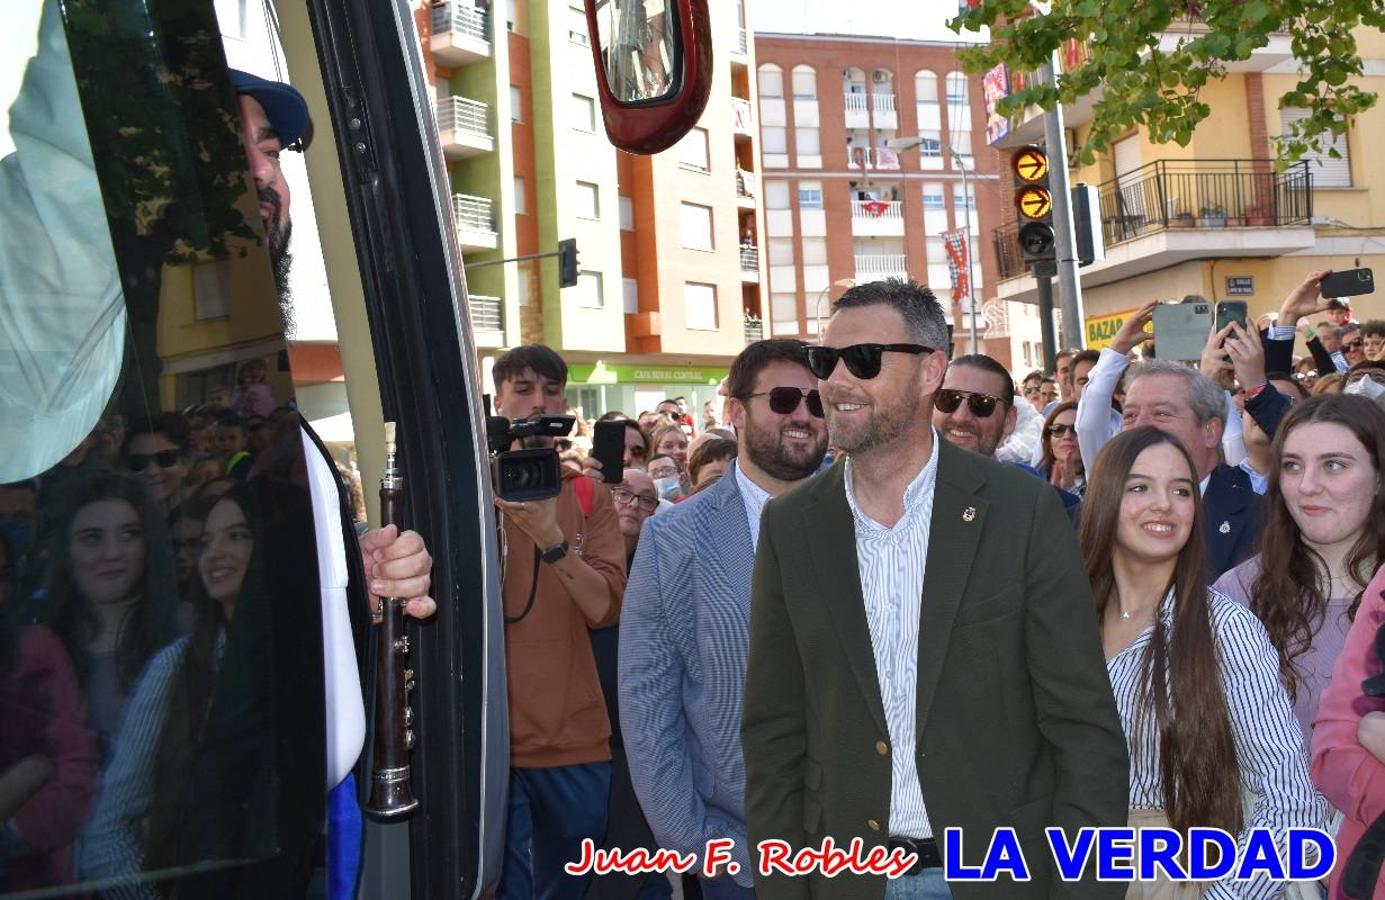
[0,0,328,894]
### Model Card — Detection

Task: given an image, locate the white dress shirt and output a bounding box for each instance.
[843,432,939,839]
[734,459,772,551]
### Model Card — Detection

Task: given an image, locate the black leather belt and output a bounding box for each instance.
[888,836,942,874]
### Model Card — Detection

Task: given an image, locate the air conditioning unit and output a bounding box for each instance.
[872,71,889,84]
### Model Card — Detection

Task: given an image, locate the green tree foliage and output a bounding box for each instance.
[950,0,1384,166]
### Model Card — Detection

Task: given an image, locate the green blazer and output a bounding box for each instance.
[742,441,1128,899]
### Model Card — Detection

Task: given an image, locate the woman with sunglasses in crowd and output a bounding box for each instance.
[1214,395,1385,739]
[43,472,181,751]
[1038,401,1084,497]
[1080,427,1327,896]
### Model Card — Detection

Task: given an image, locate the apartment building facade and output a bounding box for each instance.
[420,0,767,418]
[751,33,1048,371]
[989,28,1385,351]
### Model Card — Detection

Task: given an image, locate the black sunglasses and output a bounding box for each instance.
[744,387,824,418]
[125,449,183,471]
[935,388,1004,418]
[1047,423,1076,437]
[1345,339,1365,351]
[627,445,648,458]
[805,343,935,380]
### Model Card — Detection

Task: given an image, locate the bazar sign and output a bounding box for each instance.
[1085,310,1137,351]
[568,363,727,385]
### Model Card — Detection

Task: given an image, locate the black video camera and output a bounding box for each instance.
[485,415,575,502]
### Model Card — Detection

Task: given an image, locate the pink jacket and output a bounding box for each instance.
[1311,564,1385,899]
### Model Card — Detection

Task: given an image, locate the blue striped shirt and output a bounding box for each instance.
[1107,588,1330,900]
[843,432,939,839]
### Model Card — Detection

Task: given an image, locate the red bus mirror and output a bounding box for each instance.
[584,0,712,154]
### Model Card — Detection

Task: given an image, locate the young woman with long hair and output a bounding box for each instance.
[1038,401,1084,496]
[42,471,180,748]
[79,484,264,888]
[1213,394,1385,736]
[1079,427,1327,896]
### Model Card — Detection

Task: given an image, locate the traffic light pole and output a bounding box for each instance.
[1033,260,1058,370]
[1041,54,1085,349]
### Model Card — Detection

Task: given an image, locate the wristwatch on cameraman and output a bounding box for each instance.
[540,539,569,565]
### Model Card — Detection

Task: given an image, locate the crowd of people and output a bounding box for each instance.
[477,274,1385,900]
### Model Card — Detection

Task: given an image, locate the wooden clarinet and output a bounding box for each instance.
[365,422,420,818]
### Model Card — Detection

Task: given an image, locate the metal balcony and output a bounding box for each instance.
[851,200,904,236]
[452,193,498,252]
[436,96,493,159]
[431,2,491,67]
[744,319,764,344]
[992,159,1316,302]
[740,245,760,282]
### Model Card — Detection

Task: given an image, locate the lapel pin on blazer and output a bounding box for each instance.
[962,506,977,523]
[1219,520,1231,534]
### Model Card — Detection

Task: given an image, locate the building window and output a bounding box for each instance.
[573,93,596,132]
[797,182,823,209]
[516,271,531,307]
[506,0,517,30]
[791,65,817,100]
[801,237,827,266]
[514,176,526,214]
[945,71,968,106]
[952,182,975,211]
[680,203,714,251]
[509,85,523,121]
[765,180,791,209]
[762,126,787,156]
[922,184,945,210]
[623,277,639,314]
[1281,108,1351,187]
[619,196,634,231]
[684,282,718,330]
[577,271,604,307]
[950,130,973,159]
[576,180,600,219]
[768,237,795,265]
[757,64,784,98]
[795,127,821,157]
[568,7,589,45]
[678,126,710,171]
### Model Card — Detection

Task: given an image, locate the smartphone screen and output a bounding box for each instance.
[591,420,625,485]
[1216,301,1248,333]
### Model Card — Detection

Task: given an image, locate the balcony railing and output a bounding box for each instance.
[855,253,908,279]
[731,97,754,136]
[872,93,897,115]
[740,245,760,271]
[452,193,496,234]
[736,167,756,199]
[470,294,503,332]
[735,27,748,55]
[843,92,868,114]
[851,199,903,220]
[432,2,489,42]
[436,96,490,141]
[993,159,1314,279]
[744,319,764,344]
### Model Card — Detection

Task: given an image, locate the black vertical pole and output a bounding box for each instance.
[1034,261,1059,371]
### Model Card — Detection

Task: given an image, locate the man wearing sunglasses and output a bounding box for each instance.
[621,339,828,899]
[934,356,1081,519]
[123,413,193,512]
[743,280,1127,900]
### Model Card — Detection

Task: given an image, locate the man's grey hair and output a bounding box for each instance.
[1122,360,1226,427]
[831,278,950,353]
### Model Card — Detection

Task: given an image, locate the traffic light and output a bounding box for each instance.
[558,238,579,288]
[1011,145,1056,265]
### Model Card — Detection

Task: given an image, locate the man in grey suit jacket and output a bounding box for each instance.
[743,280,1128,900]
[620,340,830,899]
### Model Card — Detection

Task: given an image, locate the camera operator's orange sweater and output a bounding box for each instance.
[502,470,627,768]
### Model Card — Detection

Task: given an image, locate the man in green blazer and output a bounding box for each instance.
[742,280,1128,900]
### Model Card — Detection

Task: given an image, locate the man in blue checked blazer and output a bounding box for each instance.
[620,340,830,900]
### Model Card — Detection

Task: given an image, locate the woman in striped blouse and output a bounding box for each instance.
[1079,427,1328,899]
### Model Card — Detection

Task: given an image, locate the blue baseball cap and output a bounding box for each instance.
[229,69,312,150]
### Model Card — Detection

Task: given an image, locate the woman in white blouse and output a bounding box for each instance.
[1078,426,1328,899]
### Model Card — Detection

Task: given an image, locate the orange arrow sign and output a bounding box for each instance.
[1017,186,1053,220]
[1013,148,1049,183]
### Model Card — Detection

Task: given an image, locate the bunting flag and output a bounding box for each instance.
[942,228,971,304]
[861,199,889,217]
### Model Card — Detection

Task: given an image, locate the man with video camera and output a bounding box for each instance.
[488,344,628,899]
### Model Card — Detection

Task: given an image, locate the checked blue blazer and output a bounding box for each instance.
[619,463,762,888]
